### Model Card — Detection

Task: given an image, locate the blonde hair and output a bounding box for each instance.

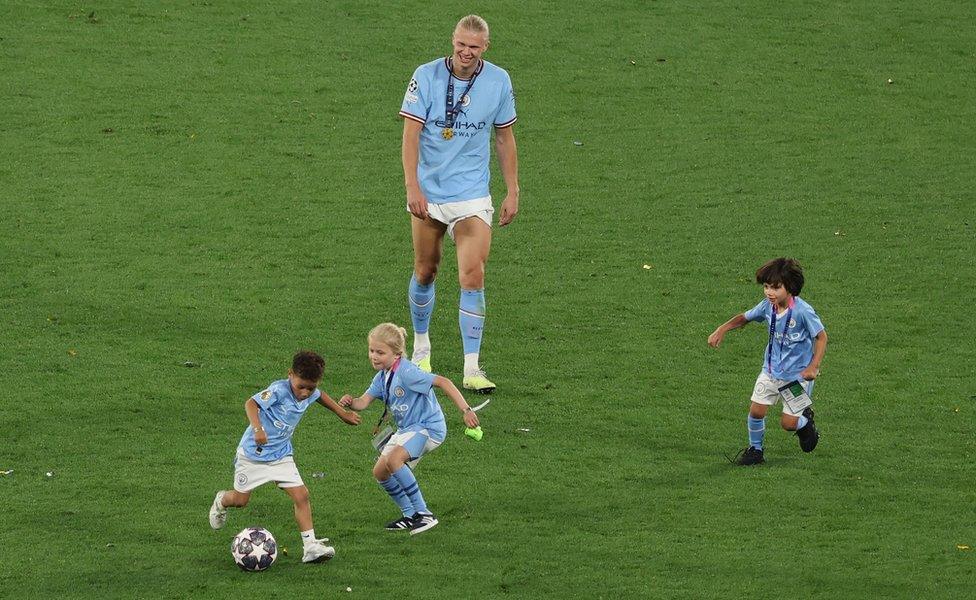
[368,323,407,356]
[455,14,489,39]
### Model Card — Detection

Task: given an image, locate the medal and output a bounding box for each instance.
[441,127,454,140]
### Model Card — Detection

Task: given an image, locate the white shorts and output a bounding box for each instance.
[750,371,815,417]
[380,428,443,469]
[418,196,494,240]
[233,451,305,493]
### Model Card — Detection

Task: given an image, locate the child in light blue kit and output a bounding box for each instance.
[340,323,480,535]
[208,351,361,562]
[708,258,828,465]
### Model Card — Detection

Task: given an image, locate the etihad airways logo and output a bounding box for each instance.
[433,118,487,131]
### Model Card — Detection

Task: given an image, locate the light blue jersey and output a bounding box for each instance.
[237,379,321,462]
[399,57,517,204]
[367,358,447,441]
[745,297,825,381]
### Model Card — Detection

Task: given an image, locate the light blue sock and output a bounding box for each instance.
[458,288,486,355]
[409,274,435,335]
[392,465,429,515]
[796,414,809,430]
[378,476,415,517]
[748,416,766,450]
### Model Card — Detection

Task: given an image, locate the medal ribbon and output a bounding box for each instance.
[445,58,482,128]
[372,357,400,434]
[766,297,795,374]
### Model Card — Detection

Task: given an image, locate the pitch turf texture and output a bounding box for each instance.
[1,1,973,598]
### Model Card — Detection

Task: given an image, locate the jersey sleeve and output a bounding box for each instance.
[399,66,429,124]
[744,299,769,322]
[493,71,517,128]
[366,371,385,399]
[803,306,825,337]
[252,386,280,410]
[400,365,435,393]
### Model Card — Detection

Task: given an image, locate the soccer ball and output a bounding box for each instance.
[231,527,278,572]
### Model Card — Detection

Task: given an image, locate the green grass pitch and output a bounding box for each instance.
[1,1,974,598]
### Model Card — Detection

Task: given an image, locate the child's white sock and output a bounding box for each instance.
[301,529,316,546]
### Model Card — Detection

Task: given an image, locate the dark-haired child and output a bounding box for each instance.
[208,351,361,562]
[708,258,828,465]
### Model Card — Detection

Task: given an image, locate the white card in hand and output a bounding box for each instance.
[778,380,812,413]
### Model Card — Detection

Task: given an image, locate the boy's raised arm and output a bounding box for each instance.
[317,392,361,426]
[708,313,750,348]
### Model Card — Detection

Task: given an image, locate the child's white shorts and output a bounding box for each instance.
[750,371,815,417]
[410,196,494,240]
[233,451,305,493]
[381,426,443,469]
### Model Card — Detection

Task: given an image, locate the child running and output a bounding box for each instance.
[708,258,828,465]
[340,323,479,535]
[208,350,361,562]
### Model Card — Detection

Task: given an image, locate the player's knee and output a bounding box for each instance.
[291,486,310,506]
[414,264,438,284]
[372,460,390,481]
[458,265,485,289]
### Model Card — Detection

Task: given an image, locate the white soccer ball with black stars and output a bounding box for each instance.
[231,527,278,572]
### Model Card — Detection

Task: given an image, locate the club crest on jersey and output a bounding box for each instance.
[460,94,470,107]
[394,386,406,398]
[788,319,797,328]
[261,390,272,401]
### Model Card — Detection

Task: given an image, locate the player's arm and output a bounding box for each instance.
[433,375,479,428]
[708,313,750,348]
[317,391,361,426]
[494,125,520,226]
[244,398,267,445]
[800,330,828,380]
[402,119,429,220]
[339,392,375,412]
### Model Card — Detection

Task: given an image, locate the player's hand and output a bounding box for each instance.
[707,330,724,348]
[339,409,362,426]
[462,409,480,428]
[800,366,820,380]
[498,193,519,226]
[406,186,430,220]
[339,394,354,408]
[254,429,268,445]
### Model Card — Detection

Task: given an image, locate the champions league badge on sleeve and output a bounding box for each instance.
[261,390,272,400]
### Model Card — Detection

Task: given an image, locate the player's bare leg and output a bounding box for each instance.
[283,485,333,563]
[410,216,447,370]
[454,217,495,392]
[282,485,314,532]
